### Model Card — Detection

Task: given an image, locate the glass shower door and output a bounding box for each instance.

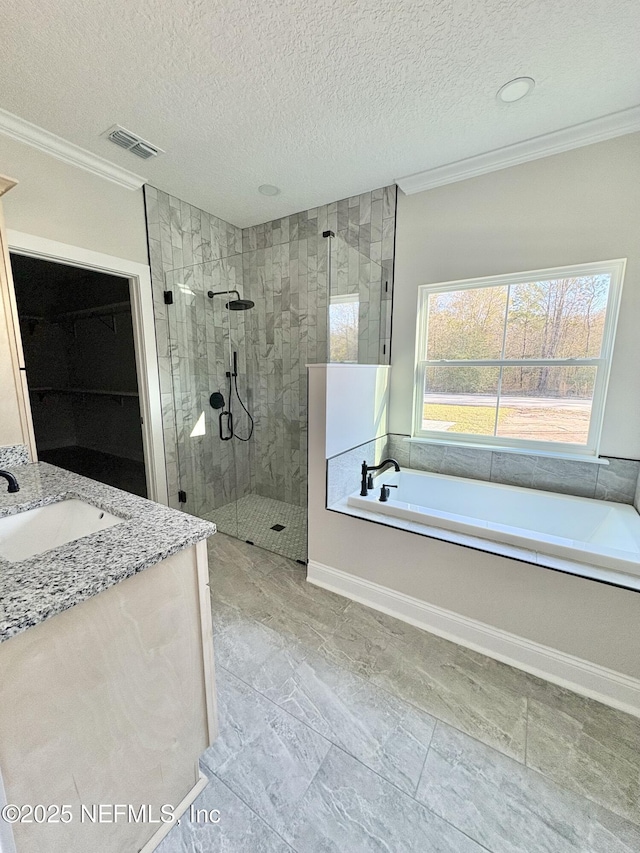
[165,261,240,537]
[327,232,390,364]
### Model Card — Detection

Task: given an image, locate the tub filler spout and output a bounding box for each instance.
[360,458,401,496]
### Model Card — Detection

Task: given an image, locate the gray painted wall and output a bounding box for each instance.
[390,134,640,460]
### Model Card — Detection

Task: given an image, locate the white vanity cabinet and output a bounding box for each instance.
[0,540,216,853]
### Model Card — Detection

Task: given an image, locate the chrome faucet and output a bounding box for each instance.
[360,458,400,496]
[0,470,20,493]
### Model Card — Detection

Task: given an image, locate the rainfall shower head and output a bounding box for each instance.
[207,290,255,311]
[227,298,255,311]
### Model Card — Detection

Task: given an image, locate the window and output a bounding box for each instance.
[413,260,626,455]
[329,294,359,363]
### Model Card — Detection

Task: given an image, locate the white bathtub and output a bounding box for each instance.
[346,468,640,579]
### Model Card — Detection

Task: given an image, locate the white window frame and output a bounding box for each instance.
[412,259,626,457]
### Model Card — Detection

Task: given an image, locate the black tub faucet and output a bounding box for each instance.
[0,470,20,493]
[360,458,400,496]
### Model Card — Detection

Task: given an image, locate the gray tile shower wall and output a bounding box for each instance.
[327,435,390,506]
[242,187,397,507]
[145,185,243,509]
[241,217,327,508]
[165,256,251,518]
[386,435,640,504]
[145,184,397,513]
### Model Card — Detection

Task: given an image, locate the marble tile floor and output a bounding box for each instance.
[206,493,307,563]
[159,533,640,852]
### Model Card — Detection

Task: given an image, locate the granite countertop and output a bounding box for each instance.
[0,462,215,643]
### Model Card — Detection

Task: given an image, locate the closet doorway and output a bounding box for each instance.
[11,254,148,497]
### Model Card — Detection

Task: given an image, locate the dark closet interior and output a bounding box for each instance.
[10,254,147,497]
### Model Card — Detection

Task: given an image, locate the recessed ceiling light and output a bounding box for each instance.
[497,77,535,103]
[258,184,280,196]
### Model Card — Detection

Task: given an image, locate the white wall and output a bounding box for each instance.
[0,136,148,263]
[0,136,149,450]
[0,201,24,448]
[324,364,389,457]
[390,133,640,458]
[308,365,640,688]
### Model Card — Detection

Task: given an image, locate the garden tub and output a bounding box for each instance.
[347,468,640,579]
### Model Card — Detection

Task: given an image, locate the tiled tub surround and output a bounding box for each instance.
[387,435,640,505]
[159,533,640,852]
[0,444,29,467]
[328,437,640,512]
[326,434,390,506]
[326,435,640,590]
[0,462,214,641]
[144,185,397,518]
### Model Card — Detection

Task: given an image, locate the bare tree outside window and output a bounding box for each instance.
[414,261,625,452]
[330,299,359,363]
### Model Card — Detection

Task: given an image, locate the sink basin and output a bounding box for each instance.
[0,499,124,563]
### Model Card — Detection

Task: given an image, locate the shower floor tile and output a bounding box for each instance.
[207,494,307,562]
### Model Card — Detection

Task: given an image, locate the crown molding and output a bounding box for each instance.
[397,104,640,195]
[0,108,145,191]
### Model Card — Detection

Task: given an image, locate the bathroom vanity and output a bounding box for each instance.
[0,458,216,853]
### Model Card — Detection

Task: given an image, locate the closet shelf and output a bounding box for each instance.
[51,301,132,321]
[21,302,131,335]
[21,302,131,323]
[31,387,139,400]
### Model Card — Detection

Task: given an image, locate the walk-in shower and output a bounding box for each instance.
[159,187,396,565]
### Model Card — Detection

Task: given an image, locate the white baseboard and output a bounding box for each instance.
[138,771,208,853]
[307,560,640,719]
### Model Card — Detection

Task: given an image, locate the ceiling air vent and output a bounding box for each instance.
[103,125,164,159]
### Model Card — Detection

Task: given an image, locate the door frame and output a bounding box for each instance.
[6,229,168,505]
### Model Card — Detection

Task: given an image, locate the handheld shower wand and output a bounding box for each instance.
[228,351,254,441]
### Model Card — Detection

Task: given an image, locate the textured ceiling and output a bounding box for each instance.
[2,0,639,227]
